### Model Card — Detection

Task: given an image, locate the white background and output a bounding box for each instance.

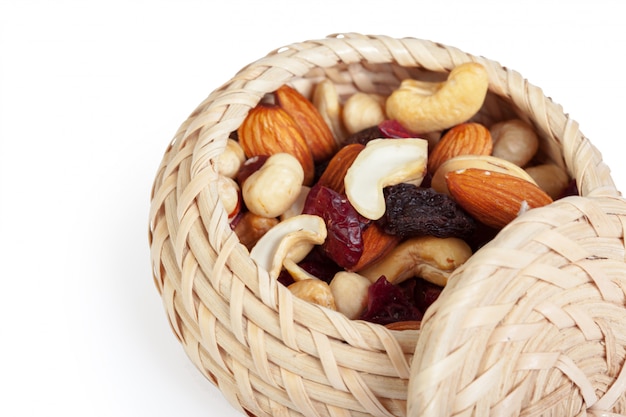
[1,1,625,416]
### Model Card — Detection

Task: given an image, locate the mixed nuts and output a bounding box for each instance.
[219,63,575,329]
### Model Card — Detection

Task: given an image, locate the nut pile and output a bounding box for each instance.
[218,63,575,329]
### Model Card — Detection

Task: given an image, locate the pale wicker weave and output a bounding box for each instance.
[148,33,626,417]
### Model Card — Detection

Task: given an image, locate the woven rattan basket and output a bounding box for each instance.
[148,33,626,417]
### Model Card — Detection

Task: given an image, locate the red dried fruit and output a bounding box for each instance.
[410,278,444,314]
[302,184,364,269]
[296,247,343,284]
[343,120,416,146]
[278,270,295,287]
[378,119,415,138]
[236,155,269,185]
[359,276,423,325]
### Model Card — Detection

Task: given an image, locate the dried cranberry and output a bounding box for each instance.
[343,120,418,145]
[302,184,363,269]
[359,276,423,325]
[377,183,475,240]
[296,247,342,284]
[411,278,444,314]
[276,248,341,286]
[277,270,295,287]
[378,119,415,138]
[236,155,269,185]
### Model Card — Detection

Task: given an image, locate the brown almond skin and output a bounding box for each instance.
[446,168,553,229]
[317,143,365,194]
[428,122,493,175]
[237,104,315,185]
[275,85,338,163]
[350,222,401,272]
[384,320,421,331]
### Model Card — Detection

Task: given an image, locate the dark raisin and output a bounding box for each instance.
[314,158,330,184]
[466,221,499,252]
[343,125,383,146]
[377,183,476,239]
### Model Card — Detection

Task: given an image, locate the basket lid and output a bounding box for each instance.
[408,194,626,416]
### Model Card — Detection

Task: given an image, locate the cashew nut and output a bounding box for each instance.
[242,153,304,218]
[329,271,371,319]
[358,236,472,287]
[283,258,319,282]
[249,214,327,279]
[525,163,570,199]
[344,138,428,220]
[490,119,539,167]
[217,138,246,178]
[342,92,386,135]
[288,279,336,310]
[313,79,348,144]
[431,154,537,195]
[386,62,489,133]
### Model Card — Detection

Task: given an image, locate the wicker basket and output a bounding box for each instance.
[148,33,626,417]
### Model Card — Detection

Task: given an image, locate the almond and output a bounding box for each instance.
[275,85,339,163]
[446,168,553,229]
[431,154,537,195]
[350,222,401,272]
[316,143,365,194]
[384,320,421,331]
[237,104,315,185]
[428,122,493,174]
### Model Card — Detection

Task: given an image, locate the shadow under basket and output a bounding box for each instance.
[148,33,626,417]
